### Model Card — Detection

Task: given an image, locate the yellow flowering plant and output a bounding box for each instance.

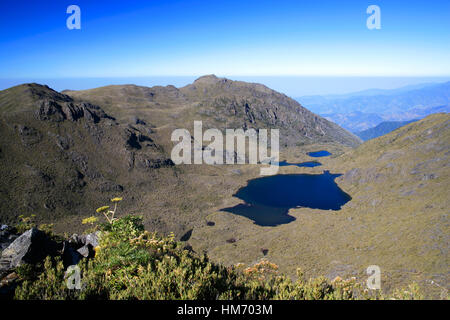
[82,216,99,225]
[95,197,123,224]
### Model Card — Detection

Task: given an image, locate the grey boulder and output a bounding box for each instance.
[0,228,58,275]
[69,231,100,258]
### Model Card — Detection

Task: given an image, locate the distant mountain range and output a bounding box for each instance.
[296,81,450,132]
[355,119,419,141]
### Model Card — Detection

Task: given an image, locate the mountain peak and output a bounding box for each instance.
[0,83,73,113]
[5,83,70,99]
[193,74,223,84]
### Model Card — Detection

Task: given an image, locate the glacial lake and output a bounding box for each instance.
[308,150,332,157]
[277,160,322,168]
[221,171,351,226]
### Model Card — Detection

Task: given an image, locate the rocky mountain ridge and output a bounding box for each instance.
[0,83,174,225]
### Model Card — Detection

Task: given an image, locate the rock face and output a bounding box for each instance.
[37,99,109,123]
[0,227,102,298]
[179,75,362,147]
[70,232,100,258]
[0,84,173,224]
[0,228,101,278]
[0,228,59,276]
[61,231,101,267]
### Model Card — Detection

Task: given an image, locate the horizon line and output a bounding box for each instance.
[2,75,450,80]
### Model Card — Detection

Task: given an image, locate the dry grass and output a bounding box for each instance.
[1,80,447,299]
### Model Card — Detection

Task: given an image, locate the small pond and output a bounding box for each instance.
[277,160,322,168]
[308,150,332,157]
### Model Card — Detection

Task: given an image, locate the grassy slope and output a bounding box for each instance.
[0,84,175,230]
[191,114,449,298]
[1,80,447,298]
[64,75,362,149]
[13,216,423,300]
[0,78,359,241]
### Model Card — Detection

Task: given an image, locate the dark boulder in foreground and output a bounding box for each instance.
[0,227,102,298]
[0,228,60,277]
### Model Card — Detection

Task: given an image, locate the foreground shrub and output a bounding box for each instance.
[13,214,423,300]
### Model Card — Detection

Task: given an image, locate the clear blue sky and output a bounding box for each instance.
[0,0,449,92]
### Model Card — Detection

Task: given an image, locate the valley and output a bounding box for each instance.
[0,76,448,298]
[297,81,450,132]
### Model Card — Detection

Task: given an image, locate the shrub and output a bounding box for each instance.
[16,214,36,234]
[12,200,425,300]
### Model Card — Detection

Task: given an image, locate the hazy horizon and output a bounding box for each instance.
[1,75,449,97]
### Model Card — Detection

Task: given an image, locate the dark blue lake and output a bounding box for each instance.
[277,160,322,168]
[221,171,351,226]
[308,150,332,157]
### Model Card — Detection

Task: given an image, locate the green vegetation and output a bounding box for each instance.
[191,114,450,299]
[13,213,423,300]
[0,79,448,299]
[16,214,55,235]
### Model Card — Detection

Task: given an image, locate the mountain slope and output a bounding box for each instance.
[297,82,442,107]
[0,77,360,238]
[332,113,450,293]
[355,119,419,141]
[65,75,362,148]
[0,82,447,297]
[0,84,174,225]
[190,113,450,298]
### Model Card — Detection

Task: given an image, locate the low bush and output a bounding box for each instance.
[13,201,424,300]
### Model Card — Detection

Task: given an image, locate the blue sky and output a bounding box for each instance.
[0,0,449,94]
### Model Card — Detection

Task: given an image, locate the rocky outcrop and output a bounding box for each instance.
[69,232,100,257]
[180,76,362,147]
[0,228,101,278]
[15,125,42,146]
[0,228,59,277]
[61,231,101,266]
[0,227,101,298]
[37,100,109,123]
